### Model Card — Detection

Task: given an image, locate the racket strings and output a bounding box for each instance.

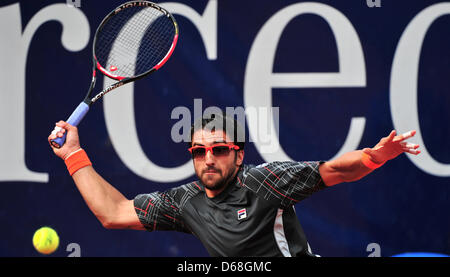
[95,6,176,78]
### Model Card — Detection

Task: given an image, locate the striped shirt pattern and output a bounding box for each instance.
[134,161,325,233]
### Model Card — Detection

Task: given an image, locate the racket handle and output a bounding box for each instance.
[50,102,90,149]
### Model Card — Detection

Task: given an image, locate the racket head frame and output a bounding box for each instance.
[83,1,179,105]
[50,1,178,149]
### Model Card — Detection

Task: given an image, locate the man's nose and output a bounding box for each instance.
[205,149,215,164]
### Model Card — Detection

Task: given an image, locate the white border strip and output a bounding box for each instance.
[273,208,291,257]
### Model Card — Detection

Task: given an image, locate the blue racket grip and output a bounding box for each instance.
[50,102,89,149]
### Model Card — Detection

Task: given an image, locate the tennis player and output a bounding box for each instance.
[48,114,420,257]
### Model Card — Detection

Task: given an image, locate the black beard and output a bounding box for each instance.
[200,167,237,192]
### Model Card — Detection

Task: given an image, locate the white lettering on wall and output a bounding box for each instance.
[0,3,89,183]
[244,2,366,162]
[390,3,450,176]
[0,1,448,183]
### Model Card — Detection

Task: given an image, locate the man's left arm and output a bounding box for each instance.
[319,130,421,187]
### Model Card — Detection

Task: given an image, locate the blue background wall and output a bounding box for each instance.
[0,0,449,257]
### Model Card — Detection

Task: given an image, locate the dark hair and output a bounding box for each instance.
[189,113,245,151]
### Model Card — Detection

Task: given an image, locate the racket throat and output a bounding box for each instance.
[90,81,126,103]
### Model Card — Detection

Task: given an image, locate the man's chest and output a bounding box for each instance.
[181,188,280,256]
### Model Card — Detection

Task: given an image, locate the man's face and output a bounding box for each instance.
[191,129,244,195]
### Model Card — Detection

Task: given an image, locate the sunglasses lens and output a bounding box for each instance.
[191,148,206,158]
[212,146,231,156]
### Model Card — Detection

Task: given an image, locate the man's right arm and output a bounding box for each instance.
[48,121,144,230]
[71,166,145,230]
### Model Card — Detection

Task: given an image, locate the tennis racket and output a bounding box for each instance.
[50,1,179,148]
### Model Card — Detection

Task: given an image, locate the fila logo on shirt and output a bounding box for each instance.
[237,208,247,220]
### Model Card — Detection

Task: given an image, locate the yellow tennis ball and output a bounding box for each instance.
[32,227,59,255]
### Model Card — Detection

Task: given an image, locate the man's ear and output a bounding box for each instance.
[236,150,244,166]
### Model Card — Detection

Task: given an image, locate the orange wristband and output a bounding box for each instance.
[64,149,92,176]
[361,152,385,170]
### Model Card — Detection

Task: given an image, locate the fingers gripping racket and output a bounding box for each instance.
[50,1,179,148]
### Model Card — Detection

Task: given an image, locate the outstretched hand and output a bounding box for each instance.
[362,130,420,164]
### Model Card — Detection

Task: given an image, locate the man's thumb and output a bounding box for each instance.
[363,148,373,155]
